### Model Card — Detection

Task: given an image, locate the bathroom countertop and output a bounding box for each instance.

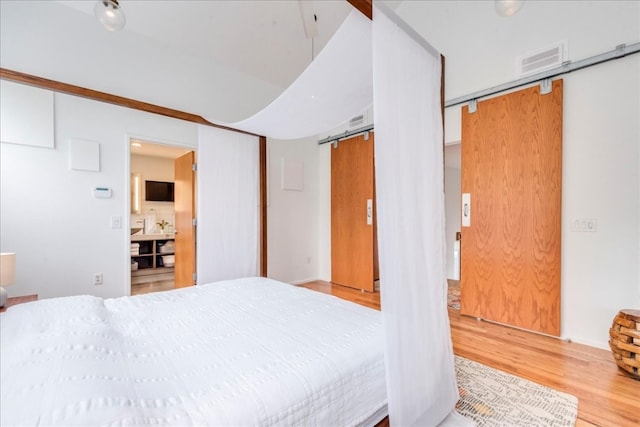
[131,233,175,241]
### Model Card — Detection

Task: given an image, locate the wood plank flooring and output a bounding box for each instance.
[131,279,174,296]
[298,280,639,427]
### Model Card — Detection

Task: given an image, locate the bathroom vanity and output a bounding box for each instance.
[131,233,175,281]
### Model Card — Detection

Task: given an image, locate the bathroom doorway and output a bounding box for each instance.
[129,139,197,295]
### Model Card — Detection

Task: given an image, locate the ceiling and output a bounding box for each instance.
[56,0,357,89]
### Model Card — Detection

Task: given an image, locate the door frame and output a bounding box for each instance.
[126,135,198,296]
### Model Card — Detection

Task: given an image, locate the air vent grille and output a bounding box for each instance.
[516,41,567,78]
[349,114,364,128]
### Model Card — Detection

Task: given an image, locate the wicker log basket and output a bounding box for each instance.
[609,309,640,380]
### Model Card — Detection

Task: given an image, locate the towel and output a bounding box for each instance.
[159,241,175,254]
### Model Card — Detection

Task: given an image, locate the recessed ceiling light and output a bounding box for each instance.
[131,142,142,148]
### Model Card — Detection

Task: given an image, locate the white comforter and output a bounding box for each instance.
[1,277,386,426]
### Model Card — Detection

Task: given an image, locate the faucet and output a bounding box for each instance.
[134,218,145,234]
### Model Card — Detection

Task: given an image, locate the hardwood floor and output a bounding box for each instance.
[300,280,381,310]
[298,280,639,427]
[131,279,174,296]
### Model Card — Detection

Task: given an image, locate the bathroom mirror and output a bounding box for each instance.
[131,173,141,214]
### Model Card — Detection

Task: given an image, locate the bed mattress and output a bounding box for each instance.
[1,277,386,426]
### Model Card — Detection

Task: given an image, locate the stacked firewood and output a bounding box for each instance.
[609,309,640,380]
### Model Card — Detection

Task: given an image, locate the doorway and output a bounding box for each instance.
[129,139,197,295]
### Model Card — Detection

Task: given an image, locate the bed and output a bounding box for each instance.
[0,277,387,426]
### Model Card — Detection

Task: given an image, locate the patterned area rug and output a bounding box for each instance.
[455,356,578,427]
[448,280,461,310]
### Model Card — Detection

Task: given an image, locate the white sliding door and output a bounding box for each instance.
[197,126,259,284]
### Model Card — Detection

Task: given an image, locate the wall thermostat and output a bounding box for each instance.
[93,187,112,198]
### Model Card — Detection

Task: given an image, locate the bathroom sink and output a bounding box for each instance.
[131,228,143,235]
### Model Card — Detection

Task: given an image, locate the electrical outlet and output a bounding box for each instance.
[93,273,103,285]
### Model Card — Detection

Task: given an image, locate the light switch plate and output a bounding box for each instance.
[570,217,597,232]
[111,216,122,229]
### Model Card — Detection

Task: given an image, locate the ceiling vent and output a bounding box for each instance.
[349,114,365,128]
[515,41,567,78]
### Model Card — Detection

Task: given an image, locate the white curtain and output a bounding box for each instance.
[197,125,259,283]
[211,10,373,140]
[373,4,469,427]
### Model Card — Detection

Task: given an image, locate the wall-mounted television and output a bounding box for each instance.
[145,180,174,202]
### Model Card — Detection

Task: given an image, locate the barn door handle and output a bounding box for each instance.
[462,193,471,227]
[366,199,373,225]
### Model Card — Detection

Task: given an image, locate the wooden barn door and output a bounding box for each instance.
[460,79,563,336]
[331,133,376,292]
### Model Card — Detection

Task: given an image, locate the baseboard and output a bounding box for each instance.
[563,335,608,351]
[290,277,320,285]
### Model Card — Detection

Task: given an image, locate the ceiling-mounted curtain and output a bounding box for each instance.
[373,4,471,426]
[210,9,373,140]
[197,126,259,283]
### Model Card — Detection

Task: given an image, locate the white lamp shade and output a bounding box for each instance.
[0,252,16,287]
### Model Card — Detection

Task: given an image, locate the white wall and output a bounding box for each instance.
[396,0,640,348]
[131,155,175,191]
[561,57,640,348]
[0,90,197,300]
[318,143,332,281]
[267,137,320,284]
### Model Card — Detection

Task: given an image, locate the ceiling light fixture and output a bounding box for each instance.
[495,0,525,17]
[94,0,126,32]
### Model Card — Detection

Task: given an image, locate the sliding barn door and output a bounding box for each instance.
[331,133,376,292]
[461,79,563,336]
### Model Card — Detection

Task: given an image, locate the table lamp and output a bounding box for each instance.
[0,252,16,307]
